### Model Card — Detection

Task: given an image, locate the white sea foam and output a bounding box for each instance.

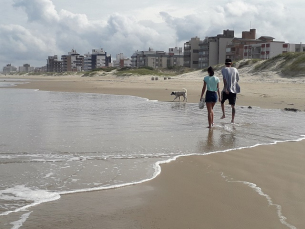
[57,136,305,198]
[44,173,53,178]
[0,186,60,216]
[221,173,297,229]
[10,211,32,229]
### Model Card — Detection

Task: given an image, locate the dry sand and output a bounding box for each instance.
[1,70,305,228]
[3,68,305,111]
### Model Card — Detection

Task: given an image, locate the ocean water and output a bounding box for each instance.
[0,80,305,228]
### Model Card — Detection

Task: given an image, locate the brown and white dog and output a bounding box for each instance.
[171,88,187,102]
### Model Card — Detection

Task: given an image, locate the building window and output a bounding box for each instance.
[193,49,199,53]
[193,61,198,64]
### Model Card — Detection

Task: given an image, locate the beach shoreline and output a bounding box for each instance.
[2,70,305,110]
[5,138,305,229]
[1,73,305,228]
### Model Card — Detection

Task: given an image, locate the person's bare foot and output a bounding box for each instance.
[221,115,225,119]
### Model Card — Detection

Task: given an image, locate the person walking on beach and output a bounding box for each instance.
[220,59,240,123]
[200,66,221,128]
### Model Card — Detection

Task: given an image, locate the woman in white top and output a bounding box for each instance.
[200,66,221,128]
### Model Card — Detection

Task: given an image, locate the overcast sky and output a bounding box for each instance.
[1,0,304,69]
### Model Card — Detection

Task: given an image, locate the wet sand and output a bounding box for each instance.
[1,72,305,228]
[14,140,305,229]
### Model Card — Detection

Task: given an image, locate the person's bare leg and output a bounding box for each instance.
[231,105,235,123]
[221,103,225,119]
[206,103,213,128]
[211,102,216,125]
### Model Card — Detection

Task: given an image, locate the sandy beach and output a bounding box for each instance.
[3,68,305,111]
[1,70,305,228]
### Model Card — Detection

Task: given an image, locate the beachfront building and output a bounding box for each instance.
[198,30,234,68]
[167,47,183,68]
[184,37,200,68]
[225,29,302,61]
[113,53,132,68]
[225,29,257,61]
[19,64,35,73]
[83,53,92,71]
[131,47,183,69]
[83,49,112,71]
[47,55,63,72]
[3,64,17,74]
[34,66,47,73]
[244,41,296,59]
[295,43,305,52]
[61,49,84,72]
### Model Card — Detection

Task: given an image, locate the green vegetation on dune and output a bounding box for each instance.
[281,53,305,76]
[81,66,196,77]
[236,59,261,69]
[114,66,195,76]
[252,52,305,76]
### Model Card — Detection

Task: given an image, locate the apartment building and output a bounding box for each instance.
[244,41,296,59]
[167,47,183,68]
[184,37,200,68]
[113,53,132,68]
[83,49,111,71]
[131,47,183,69]
[198,30,234,68]
[295,43,305,52]
[224,29,296,61]
[62,49,84,72]
[83,53,92,71]
[47,55,63,72]
[225,29,257,61]
[18,64,35,73]
[3,64,17,74]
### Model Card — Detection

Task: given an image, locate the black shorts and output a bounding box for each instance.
[205,91,217,103]
[221,91,236,105]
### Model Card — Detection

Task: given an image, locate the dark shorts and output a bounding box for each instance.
[205,91,218,103]
[221,91,236,105]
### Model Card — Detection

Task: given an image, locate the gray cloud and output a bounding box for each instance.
[13,0,60,24]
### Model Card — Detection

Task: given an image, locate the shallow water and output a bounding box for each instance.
[0,85,305,227]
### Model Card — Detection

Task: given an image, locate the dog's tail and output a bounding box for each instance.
[182,88,187,94]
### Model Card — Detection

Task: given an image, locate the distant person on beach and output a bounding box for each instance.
[200,66,221,128]
[220,58,240,123]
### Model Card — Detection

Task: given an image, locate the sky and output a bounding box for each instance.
[1,0,305,69]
